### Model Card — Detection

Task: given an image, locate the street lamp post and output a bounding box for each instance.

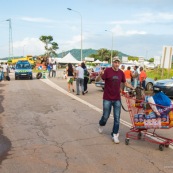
[6,18,13,59]
[67,8,83,62]
[105,30,113,65]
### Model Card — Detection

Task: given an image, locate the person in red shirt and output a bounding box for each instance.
[124,66,133,91]
[139,67,147,89]
[98,57,134,144]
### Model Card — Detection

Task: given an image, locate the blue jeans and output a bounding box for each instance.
[99,100,121,134]
[76,78,84,94]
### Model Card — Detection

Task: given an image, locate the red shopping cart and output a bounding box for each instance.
[122,90,173,151]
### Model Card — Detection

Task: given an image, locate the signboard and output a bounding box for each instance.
[85,57,94,62]
[161,46,173,69]
[138,57,144,67]
[122,56,128,63]
[154,56,161,66]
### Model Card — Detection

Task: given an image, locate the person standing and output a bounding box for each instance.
[52,63,57,78]
[75,63,84,95]
[81,62,89,94]
[2,62,8,81]
[124,66,133,91]
[66,63,75,93]
[47,63,52,78]
[139,66,147,89]
[132,66,139,88]
[98,57,134,144]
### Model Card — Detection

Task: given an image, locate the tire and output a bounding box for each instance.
[146,82,153,91]
[36,72,42,79]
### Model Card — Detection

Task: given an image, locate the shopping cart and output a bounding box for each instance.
[122,90,173,151]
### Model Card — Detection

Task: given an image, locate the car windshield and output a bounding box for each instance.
[16,63,31,69]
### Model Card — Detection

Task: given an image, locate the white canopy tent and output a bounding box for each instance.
[93,59,103,64]
[56,53,81,64]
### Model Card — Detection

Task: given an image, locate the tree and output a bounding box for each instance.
[97,48,109,61]
[148,58,154,62]
[39,35,59,57]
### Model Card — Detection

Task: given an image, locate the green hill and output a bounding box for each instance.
[58,48,129,61]
[1,49,129,60]
[58,48,97,60]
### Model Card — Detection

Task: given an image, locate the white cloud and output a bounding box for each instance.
[13,38,45,56]
[111,25,147,36]
[21,17,55,23]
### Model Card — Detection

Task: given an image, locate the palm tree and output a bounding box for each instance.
[97,48,109,61]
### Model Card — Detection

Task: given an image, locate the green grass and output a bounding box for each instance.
[146,68,173,80]
[32,69,48,73]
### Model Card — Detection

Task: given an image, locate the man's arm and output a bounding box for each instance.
[124,82,135,90]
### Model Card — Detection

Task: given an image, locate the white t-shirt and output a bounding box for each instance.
[52,64,56,71]
[2,64,8,72]
[76,66,84,79]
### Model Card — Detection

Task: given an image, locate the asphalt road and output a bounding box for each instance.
[0,71,173,173]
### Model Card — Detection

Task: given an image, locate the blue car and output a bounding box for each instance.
[15,60,33,80]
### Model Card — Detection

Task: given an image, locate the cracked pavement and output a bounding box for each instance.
[0,73,173,173]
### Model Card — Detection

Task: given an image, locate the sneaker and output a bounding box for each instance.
[98,125,103,134]
[112,133,120,144]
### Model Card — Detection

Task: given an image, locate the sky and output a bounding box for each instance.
[0,0,173,59]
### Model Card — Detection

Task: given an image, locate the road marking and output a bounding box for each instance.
[41,78,173,149]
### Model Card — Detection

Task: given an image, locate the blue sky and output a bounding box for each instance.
[0,0,173,59]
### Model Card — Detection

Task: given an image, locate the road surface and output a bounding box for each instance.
[0,72,173,173]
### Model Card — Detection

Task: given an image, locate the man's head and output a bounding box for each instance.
[112,56,121,63]
[134,66,138,70]
[112,57,121,71]
[139,66,143,71]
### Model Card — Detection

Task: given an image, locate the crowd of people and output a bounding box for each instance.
[65,62,89,95]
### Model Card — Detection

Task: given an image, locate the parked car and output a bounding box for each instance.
[15,60,33,80]
[153,78,173,98]
[95,77,154,91]
[89,64,111,83]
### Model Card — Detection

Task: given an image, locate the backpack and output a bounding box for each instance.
[84,69,89,77]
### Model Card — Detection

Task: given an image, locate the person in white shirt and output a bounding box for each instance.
[52,63,57,78]
[75,63,84,95]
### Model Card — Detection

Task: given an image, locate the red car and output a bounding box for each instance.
[89,66,102,83]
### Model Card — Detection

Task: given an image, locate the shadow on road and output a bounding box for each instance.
[0,83,12,165]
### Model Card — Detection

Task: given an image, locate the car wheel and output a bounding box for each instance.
[15,76,17,80]
[146,82,153,91]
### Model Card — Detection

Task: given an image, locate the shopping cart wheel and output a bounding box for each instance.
[159,144,164,151]
[125,138,130,145]
[137,132,142,139]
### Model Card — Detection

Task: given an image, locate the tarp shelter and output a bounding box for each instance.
[57,53,81,64]
[93,59,103,64]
